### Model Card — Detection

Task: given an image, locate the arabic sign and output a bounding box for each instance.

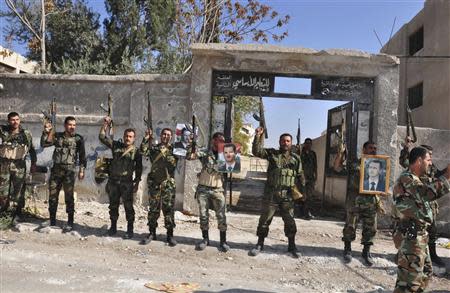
[312,77,374,101]
[212,71,274,95]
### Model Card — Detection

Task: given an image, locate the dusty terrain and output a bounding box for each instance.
[1,201,450,293]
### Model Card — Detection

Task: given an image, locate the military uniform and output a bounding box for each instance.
[140,138,178,242]
[0,125,36,222]
[392,170,450,292]
[251,135,304,256]
[41,131,86,227]
[300,148,317,217]
[99,131,142,237]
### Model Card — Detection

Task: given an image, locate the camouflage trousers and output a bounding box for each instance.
[0,159,26,214]
[147,178,176,230]
[427,201,439,245]
[342,194,377,245]
[393,231,432,293]
[106,178,135,222]
[48,165,76,214]
[196,185,227,231]
[257,191,297,238]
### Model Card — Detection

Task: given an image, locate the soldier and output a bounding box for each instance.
[339,141,382,266]
[249,127,304,258]
[299,137,317,220]
[99,117,142,239]
[0,112,37,224]
[140,128,178,246]
[392,147,450,292]
[187,132,230,252]
[398,139,445,267]
[41,116,86,232]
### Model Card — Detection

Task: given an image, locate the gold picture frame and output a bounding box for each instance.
[359,154,390,195]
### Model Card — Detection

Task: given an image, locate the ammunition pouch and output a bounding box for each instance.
[53,138,77,165]
[0,144,29,160]
[270,169,296,189]
[95,157,111,184]
[398,220,423,241]
[198,169,222,188]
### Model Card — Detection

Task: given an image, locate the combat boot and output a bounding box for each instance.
[108,220,117,236]
[195,230,209,251]
[249,236,265,256]
[429,243,445,267]
[140,227,157,245]
[343,241,352,263]
[166,228,177,247]
[362,244,374,267]
[62,212,74,233]
[287,236,300,259]
[123,222,134,239]
[49,211,57,227]
[219,231,230,252]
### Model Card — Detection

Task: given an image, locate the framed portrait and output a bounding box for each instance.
[216,142,241,173]
[359,154,390,195]
[173,123,197,156]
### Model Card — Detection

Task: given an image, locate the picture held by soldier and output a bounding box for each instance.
[249,127,305,258]
[398,141,446,267]
[338,141,382,266]
[392,147,450,293]
[140,127,178,247]
[187,132,230,252]
[41,116,86,232]
[0,112,37,228]
[99,116,142,239]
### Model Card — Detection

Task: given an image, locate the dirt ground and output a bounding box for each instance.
[1,201,450,293]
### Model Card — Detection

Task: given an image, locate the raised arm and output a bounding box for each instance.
[252,127,268,159]
[40,122,55,148]
[99,116,113,149]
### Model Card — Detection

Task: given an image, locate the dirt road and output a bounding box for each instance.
[1,201,449,293]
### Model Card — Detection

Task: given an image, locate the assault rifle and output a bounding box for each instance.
[42,98,56,140]
[406,104,417,143]
[252,96,268,139]
[100,94,114,138]
[143,92,153,133]
[191,114,197,153]
[296,118,301,146]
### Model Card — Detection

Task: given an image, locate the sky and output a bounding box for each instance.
[0,0,425,147]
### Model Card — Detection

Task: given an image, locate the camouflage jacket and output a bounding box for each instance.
[398,147,440,182]
[41,131,87,168]
[0,125,37,163]
[99,132,142,182]
[393,170,450,229]
[252,135,304,191]
[301,149,317,182]
[140,138,178,184]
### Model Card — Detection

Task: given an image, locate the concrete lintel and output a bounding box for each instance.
[0,73,190,82]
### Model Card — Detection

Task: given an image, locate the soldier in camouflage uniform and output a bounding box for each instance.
[41,116,86,232]
[140,128,178,246]
[0,112,37,225]
[187,132,230,252]
[249,127,305,258]
[340,141,381,266]
[99,116,142,239]
[392,146,450,293]
[299,138,317,220]
[398,140,445,267]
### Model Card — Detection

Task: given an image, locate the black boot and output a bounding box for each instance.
[49,211,57,227]
[167,228,177,247]
[429,243,445,266]
[108,220,117,236]
[140,227,157,245]
[196,230,209,251]
[123,222,134,239]
[219,231,230,252]
[362,244,374,267]
[63,213,74,232]
[249,236,265,256]
[288,236,300,258]
[343,241,352,263]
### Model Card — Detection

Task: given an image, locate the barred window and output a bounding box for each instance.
[408,83,423,109]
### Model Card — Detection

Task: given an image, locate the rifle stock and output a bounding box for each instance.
[143,91,153,132]
[100,94,114,138]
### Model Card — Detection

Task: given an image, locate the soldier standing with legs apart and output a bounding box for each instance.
[249,127,304,258]
[187,132,230,252]
[392,147,450,292]
[0,112,37,226]
[140,128,178,246]
[41,116,86,232]
[338,141,381,266]
[99,116,142,239]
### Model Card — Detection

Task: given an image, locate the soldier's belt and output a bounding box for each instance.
[109,176,133,183]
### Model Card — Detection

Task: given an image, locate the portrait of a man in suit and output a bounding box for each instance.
[218,143,241,173]
[363,159,386,192]
[173,126,192,156]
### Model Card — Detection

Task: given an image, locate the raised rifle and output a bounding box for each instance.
[252,96,268,139]
[296,118,301,146]
[191,114,197,153]
[143,91,153,133]
[42,98,56,139]
[100,94,114,139]
[406,104,417,143]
